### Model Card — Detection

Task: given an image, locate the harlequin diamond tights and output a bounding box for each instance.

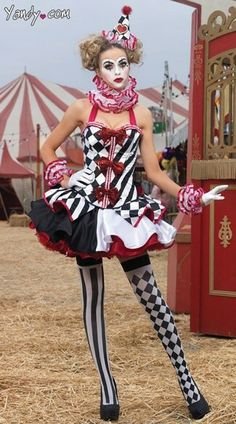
[77,253,200,409]
[120,253,201,406]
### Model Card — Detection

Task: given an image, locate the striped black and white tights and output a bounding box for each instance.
[77,256,118,408]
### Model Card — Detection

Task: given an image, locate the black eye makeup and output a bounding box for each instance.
[102,57,129,71]
[118,59,128,67]
[103,62,114,70]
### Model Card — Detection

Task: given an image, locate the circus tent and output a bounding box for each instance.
[0,72,86,164]
[0,72,86,211]
[0,141,34,178]
[0,141,34,219]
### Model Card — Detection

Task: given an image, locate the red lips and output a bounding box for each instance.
[114,78,123,83]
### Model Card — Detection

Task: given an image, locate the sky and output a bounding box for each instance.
[0,0,195,91]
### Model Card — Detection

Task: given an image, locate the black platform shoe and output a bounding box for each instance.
[188,393,210,420]
[100,380,120,421]
[100,403,120,421]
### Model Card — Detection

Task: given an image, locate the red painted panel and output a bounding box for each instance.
[191,180,236,337]
[188,8,236,337]
[190,182,203,333]
[213,188,236,292]
[209,32,236,58]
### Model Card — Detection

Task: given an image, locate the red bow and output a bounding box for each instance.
[98,127,127,145]
[94,186,120,205]
[96,158,124,175]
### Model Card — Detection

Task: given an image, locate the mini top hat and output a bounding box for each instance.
[101,6,137,51]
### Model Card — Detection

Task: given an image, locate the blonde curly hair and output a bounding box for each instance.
[79,35,143,71]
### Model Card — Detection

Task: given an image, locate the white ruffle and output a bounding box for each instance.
[96,209,176,252]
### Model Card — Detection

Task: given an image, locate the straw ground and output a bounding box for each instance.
[0,221,235,424]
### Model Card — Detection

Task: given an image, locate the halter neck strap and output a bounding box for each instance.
[128,108,136,125]
[88,104,99,122]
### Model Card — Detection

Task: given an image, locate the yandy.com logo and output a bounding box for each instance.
[4,4,71,26]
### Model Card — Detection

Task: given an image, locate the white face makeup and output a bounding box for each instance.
[99,55,130,90]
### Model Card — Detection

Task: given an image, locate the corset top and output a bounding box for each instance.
[79,105,143,208]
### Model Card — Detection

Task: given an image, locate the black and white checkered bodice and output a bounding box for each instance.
[79,121,142,209]
[44,106,165,224]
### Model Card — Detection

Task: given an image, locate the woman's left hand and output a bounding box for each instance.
[201,185,228,206]
[60,175,70,188]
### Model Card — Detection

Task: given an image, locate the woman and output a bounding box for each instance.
[29,6,226,421]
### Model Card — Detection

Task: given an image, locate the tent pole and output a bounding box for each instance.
[164,61,169,147]
[36,123,41,199]
[0,192,9,222]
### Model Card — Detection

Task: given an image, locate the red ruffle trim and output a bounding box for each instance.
[29,222,174,259]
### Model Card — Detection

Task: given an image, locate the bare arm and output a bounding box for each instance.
[139,108,181,198]
[40,100,84,165]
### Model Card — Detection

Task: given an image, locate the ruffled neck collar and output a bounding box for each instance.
[87,75,138,113]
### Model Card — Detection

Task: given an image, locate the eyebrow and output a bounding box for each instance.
[102,60,115,65]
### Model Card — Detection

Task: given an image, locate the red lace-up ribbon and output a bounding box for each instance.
[94,186,120,205]
[98,127,127,145]
[96,157,124,175]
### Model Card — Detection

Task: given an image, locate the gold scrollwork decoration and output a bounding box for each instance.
[208,50,236,83]
[198,7,236,40]
[192,133,201,160]
[218,216,232,248]
[194,44,203,85]
[205,48,236,159]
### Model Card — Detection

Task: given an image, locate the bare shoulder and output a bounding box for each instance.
[65,98,91,126]
[73,97,91,110]
[134,104,152,129]
[70,98,91,115]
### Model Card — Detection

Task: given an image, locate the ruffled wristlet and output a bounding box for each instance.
[45,159,73,187]
[177,184,205,215]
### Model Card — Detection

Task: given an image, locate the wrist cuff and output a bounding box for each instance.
[45,159,73,187]
[177,184,204,215]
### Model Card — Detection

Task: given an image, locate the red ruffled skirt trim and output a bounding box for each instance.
[29,222,173,260]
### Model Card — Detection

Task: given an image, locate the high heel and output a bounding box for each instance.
[100,379,120,421]
[188,392,210,420]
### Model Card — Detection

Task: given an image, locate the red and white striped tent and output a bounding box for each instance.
[0,72,189,165]
[0,141,34,178]
[0,141,35,219]
[0,72,87,211]
[0,72,86,164]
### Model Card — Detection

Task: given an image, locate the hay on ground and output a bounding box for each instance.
[0,221,236,424]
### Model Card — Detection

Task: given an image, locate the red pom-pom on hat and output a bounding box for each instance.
[122,5,132,15]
